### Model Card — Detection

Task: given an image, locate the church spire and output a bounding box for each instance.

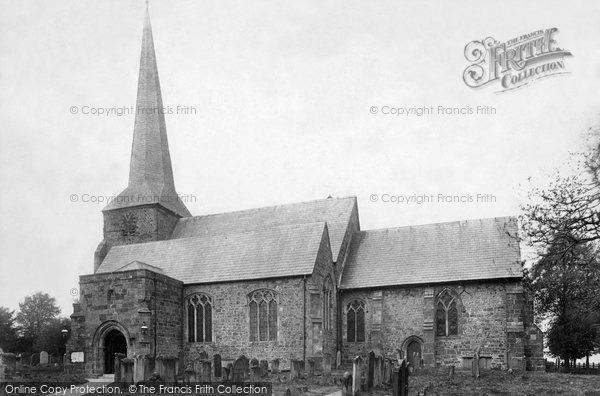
[103,8,190,218]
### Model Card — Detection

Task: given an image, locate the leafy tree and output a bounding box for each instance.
[0,307,18,352]
[16,292,61,340]
[35,317,70,357]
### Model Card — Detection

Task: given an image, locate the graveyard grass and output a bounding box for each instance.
[363,369,600,396]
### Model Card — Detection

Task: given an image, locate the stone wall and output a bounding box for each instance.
[341,280,532,370]
[102,205,181,248]
[67,269,183,376]
[183,277,305,370]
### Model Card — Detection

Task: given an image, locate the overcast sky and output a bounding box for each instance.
[1,0,599,315]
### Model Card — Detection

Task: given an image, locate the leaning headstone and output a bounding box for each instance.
[232,358,246,382]
[472,347,480,379]
[336,351,342,368]
[259,360,268,378]
[213,354,222,378]
[323,354,332,375]
[352,356,362,396]
[271,359,280,374]
[40,351,49,365]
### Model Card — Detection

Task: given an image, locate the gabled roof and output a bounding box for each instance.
[116,260,165,274]
[340,217,522,289]
[171,196,357,261]
[97,222,330,284]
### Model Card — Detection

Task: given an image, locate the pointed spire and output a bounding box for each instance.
[103,8,190,217]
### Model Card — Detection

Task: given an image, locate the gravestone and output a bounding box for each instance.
[341,372,352,396]
[40,351,49,365]
[200,360,212,381]
[250,358,259,369]
[2,353,16,375]
[250,365,260,381]
[271,359,280,374]
[213,354,222,378]
[336,351,342,368]
[198,351,209,360]
[323,354,332,375]
[374,356,383,388]
[290,360,303,379]
[352,356,362,396]
[259,360,268,378]
[184,365,196,383]
[71,352,84,363]
[232,358,246,382]
[392,361,408,396]
[122,358,134,385]
[383,359,391,384]
[226,363,233,380]
[367,351,375,389]
[114,353,126,382]
[472,347,480,379]
[307,359,315,377]
[239,355,249,377]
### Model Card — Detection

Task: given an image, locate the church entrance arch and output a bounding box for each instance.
[93,321,130,375]
[103,329,127,373]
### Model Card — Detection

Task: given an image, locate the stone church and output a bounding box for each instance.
[66,9,544,378]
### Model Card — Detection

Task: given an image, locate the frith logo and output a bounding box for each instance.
[463,28,572,92]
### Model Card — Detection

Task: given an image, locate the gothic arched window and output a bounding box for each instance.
[187,293,213,342]
[436,290,459,337]
[347,300,365,342]
[323,277,334,331]
[249,289,278,341]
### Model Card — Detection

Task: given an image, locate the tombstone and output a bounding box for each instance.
[144,356,155,380]
[341,372,352,396]
[336,351,342,368]
[226,362,233,380]
[199,360,212,381]
[184,364,196,383]
[383,359,391,384]
[250,358,259,369]
[323,354,332,376]
[239,355,249,377]
[352,356,362,396]
[198,351,209,360]
[134,355,145,383]
[392,361,408,396]
[2,353,16,375]
[472,347,480,379]
[122,358,134,385]
[259,360,268,378]
[307,359,315,377]
[114,353,126,382]
[250,365,260,381]
[271,359,280,374]
[367,351,375,389]
[290,359,303,379]
[40,351,49,365]
[162,357,176,382]
[213,354,222,378]
[232,358,247,382]
[374,356,383,388]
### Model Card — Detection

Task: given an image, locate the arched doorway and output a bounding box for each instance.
[401,335,424,369]
[407,340,422,368]
[103,329,127,374]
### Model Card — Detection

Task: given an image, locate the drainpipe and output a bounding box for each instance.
[303,276,307,363]
[153,274,157,360]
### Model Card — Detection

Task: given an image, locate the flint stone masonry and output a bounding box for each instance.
[341,280,531,370]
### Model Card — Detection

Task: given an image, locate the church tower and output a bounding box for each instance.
[95,8,191,271]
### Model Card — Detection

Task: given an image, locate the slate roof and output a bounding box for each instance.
[171,196,357,261]
[340,217,522,289]
[97,222,329,284]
